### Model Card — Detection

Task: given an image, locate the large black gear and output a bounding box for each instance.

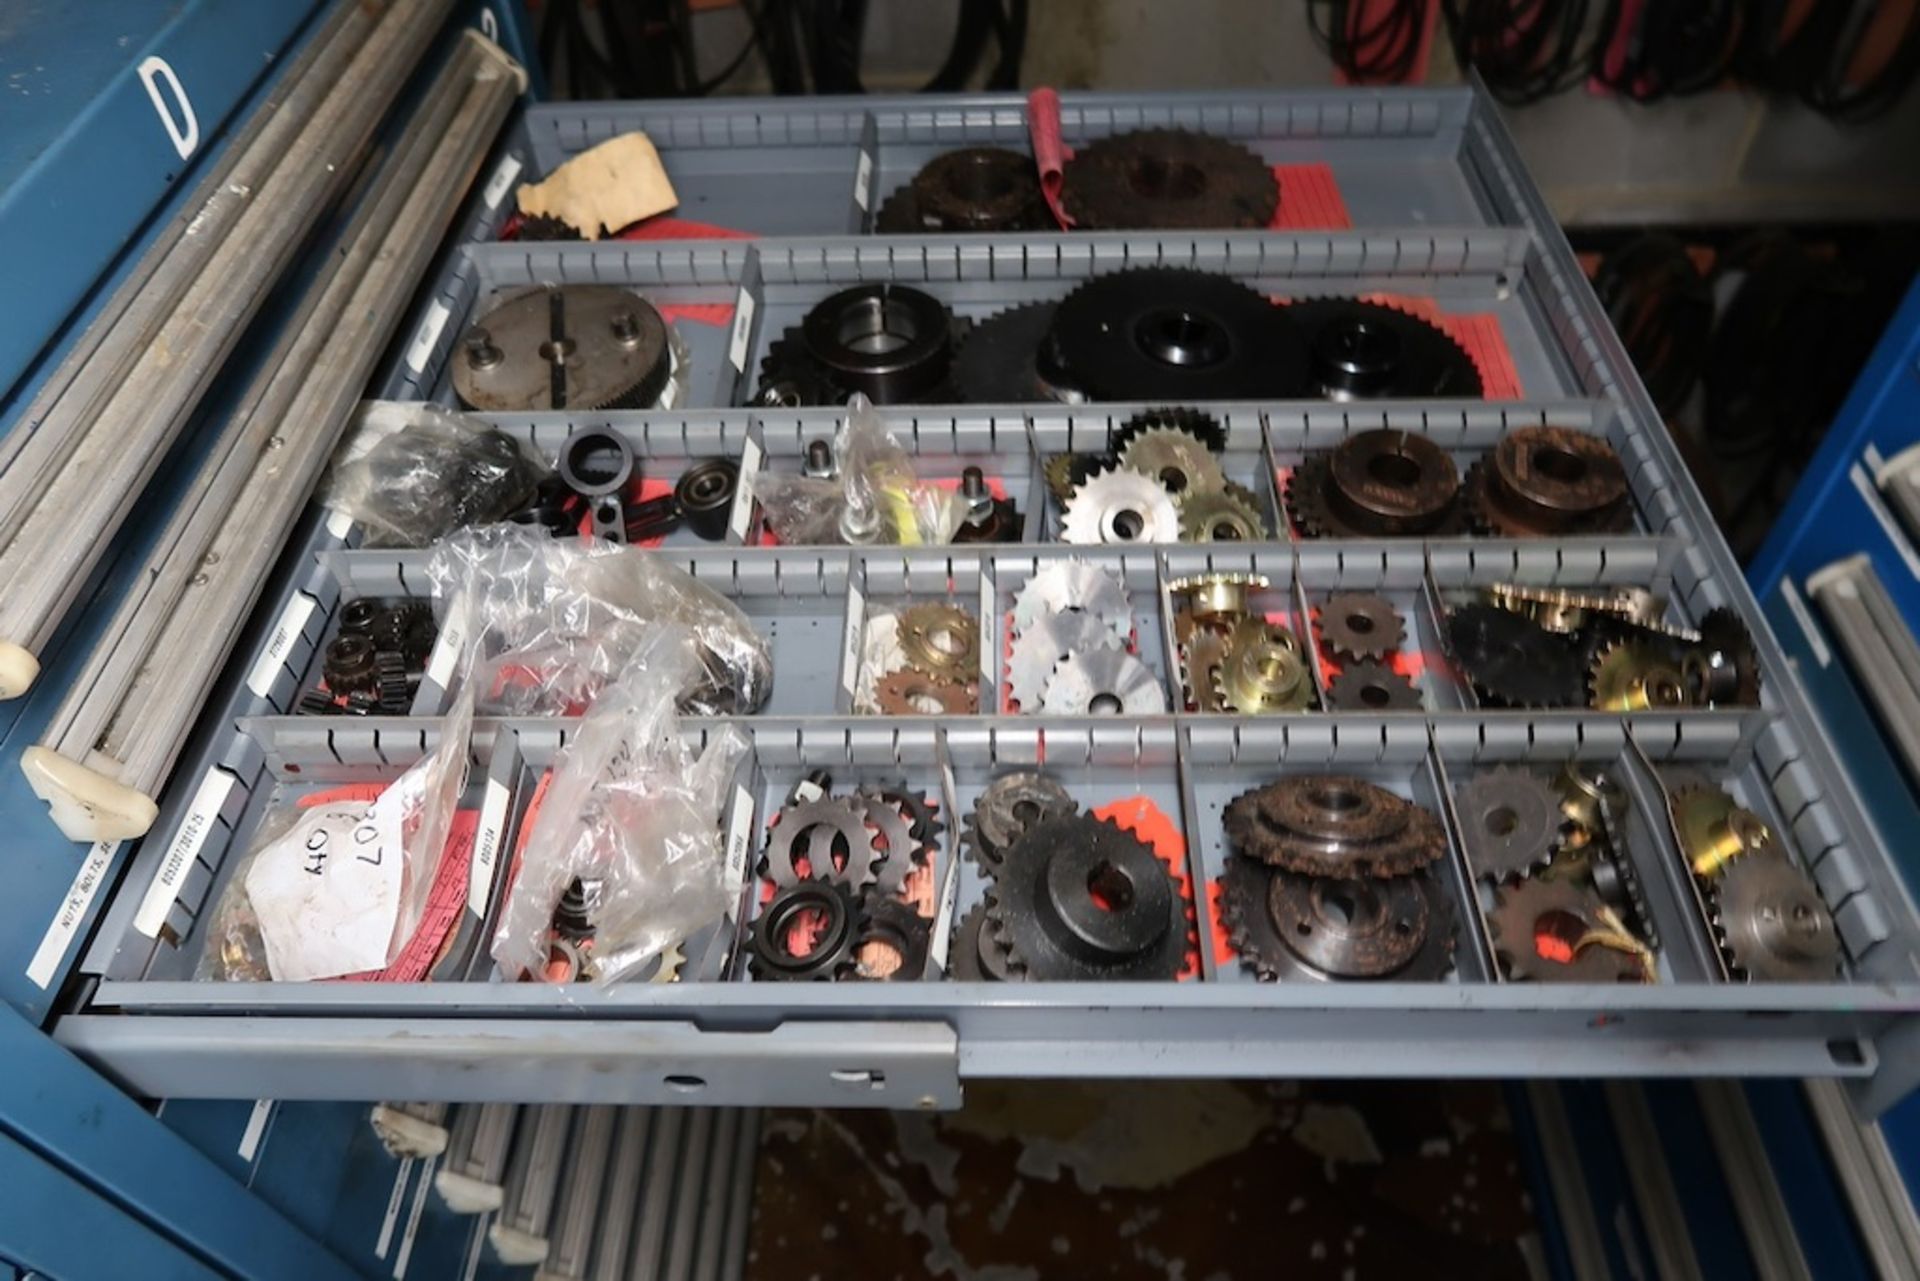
[1446,604,1586,708]
[1108,406,1229,456]
[1041,269,1308,403]
[950,302,1077,403]
[1285,299,1484,399]
[1061,129,1279,230]
[754,284,966,405]
[989,814,1187,981]
[1219,858,1454,982]
[874,147,1052,233]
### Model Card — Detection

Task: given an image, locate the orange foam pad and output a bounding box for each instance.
[338,809,480,983]
[1364,292,1523,400]
[1271,163,1353,230]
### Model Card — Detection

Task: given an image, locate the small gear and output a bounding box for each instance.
[338,598,381,637]
[1465,427,1633,537]
[1456,767,1565,882]
[898,602,981,682]
[1109,407,1229,456]
[1009,610,1122,709]
[1061,469,1181,544]
[1117,428,1228,499]
[1287,298,1484,399]
[1044,453,1108,504]
[1287,431,1465,538]
[854,788,927,897]
[1012,562,1132,638]
[875,787,944,855]
[1316,592,1406,662]
[373,650,411,713]
[953,302,1078,404]
[854,897,933,981]
[1223,777,1446,879]
[323,633,379,697]
[1685,607,1761,706]
[873,147,1050,233]
[1218,618,1314,713]
[1588,640,1691,712]
[1040,648,1167,715]
[1710,852,1840,982]
[988,814,1188,981]
[1669,784,1774,879]
[969,773,1078,871]
[1324,661,1422,711]
[1447,604,1585,708]
[875,669,976,716]
[1176,485,1269,542]
[1488,877,1650,983]
[762,797,884,890]
[749,881,866,982]
[1180,624,1232,713]
[950,898,1019,981]
[1061,129,1279,229]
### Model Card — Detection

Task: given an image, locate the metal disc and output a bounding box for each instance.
[1039,648,1166,715]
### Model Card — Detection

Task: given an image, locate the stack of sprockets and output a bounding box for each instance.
[1170,573,1320,714]
[952,773,1192,982]
[865,601,982,716]
[303,598,437,716]
[1313,590,1423,711]
[1051,408,1272,546]
[748,778,944,982]
[1218,776,1456,981]
[1463,763,1659,984]
[1006,562,1166,714]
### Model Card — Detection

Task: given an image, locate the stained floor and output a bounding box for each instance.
[744,1081,1541,1281]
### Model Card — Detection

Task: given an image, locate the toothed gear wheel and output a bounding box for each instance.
[952,301,1081,404]
[1061,469,1181,544]
[1012,562,1133,638]
[873,147,1051,233]
[1316,592,1406,662]
[1040,647,1167,715]
[1062,129,1279,229]
[1180,625,1232,712]
[373,650,411,713]
[898,602,981,682]
[1287,298,1484,399]
[1177,485,1269,542]
[1686,607,1761,707]
[950,899,1018,981]
[875,669,976,716]
[1465,427,1633,537]
[988,814,1188,981]
[1109,407,1229,456]
[1287,431,1466,539]
[969,773,1078,871]
[762,797,883,890]
[856,788,924,896]
[1042,269,1308,402]
[1168,571,1269,625]
[1325,661,1422,711]
[1710,852,1839,982]
[875,787,944,856]
[1489,876,1649,983]
[1223,776,1446,878]
[1117,427,1228,499]
[1446,604,1585,708]
[1457,767,1565,882]
[452,286,675,412]
[1219,858,1453,982]
[754,284,966,406]
[1009,610,1122,709]
[1044,453,1107,504]
[1669,783,1775,879]
[1217,618,1315,713]
[1587,640,1692,712]
[749,881,866,982]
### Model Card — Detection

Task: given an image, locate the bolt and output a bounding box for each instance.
[961,465,994,525]
[610,310,641,346]
[803,439,835,479]
[464,327,502,369]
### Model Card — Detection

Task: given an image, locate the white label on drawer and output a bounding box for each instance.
[1781,578,1831,668]
[841,583,866,698]
[1852,463,1920,579]
[237,1099,273,1161]
[394,1153,436,1278]
[853,148,873,211]
[134,768,237,938]
[481,155,522,210]
[326,508,356,541]
[723,782,754,897]
[26,841,119,990]
[405,301,452,376]
[424,589,471,692]
[1864,442,1886,474]
[727,436,762,542]
[468,777,512,918]
[246,592,318,698]
[375,1158,415,1258]
[727,288,756,372]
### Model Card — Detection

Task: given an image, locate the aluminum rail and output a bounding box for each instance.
[0,0,456,699]
[1803,1079,1920,1280]
[1805,554,1920,794]
[21,33,522,841]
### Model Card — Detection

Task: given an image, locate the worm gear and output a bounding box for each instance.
[1219,858,1453,982]
[1061,469,1181,544]
[1287,430,1466,538]
[875,669,977,716]
[987,814,1188,981]
[1177,484,1269,542]
[1710,852,1839,982]
[755,284,963,405]
[1465,427,1633,537]
[762,797,884,890]
[1012,562,1132,638]
[951,898,1018,981]
[1224,777,1446,878]
[1447,604,1586,708]
[968,773,1079,872]
[1488,876,1651,983]
[452,286,678,412]
[953,302,1078,404]
[1457,767,1565,882]
[1588,640,1692,712]
[1109,406,1230,457]
[1061,129,1279,229]
[1325,661,1422,711]
[1217,618,1315,713]
[1117,428,1227,499]
[1040,648,1167,715]
[1009,610,1122,709]
[748,881,866,982]
[1287,298,1484,399]
[898,602,980,682]
[1669,784,1775,879]
[1316,592,1406,663]
[1042,268,1307,402]
[873,147,1050,233]
[1686,607,1761,706]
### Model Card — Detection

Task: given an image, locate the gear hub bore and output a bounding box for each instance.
[757,284,961,405]
[1289,430,1465,538]
[988,813,1187,981]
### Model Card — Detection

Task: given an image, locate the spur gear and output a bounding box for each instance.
[1042,269,1307,402]
[1711,852,1839,982]
[1588,640,1691,712]
[1447,604,1585,708]
[951,897,1018,981]
[1061,129,1279,229]
[451,286,676,412]
[1040,648,1166,715]
[1488,876,1650,983]
[756,284,961,405]
[1061,469,1181,544]
[873,147,1050,233]
[1686,607,1761,706]
[853,790,923,897]
[875,669,976,715]
[1117,428,1227,499]
[1109,406,1229,456]
[1669,784,1774,878]
[1009,610,1122,709]
[1224,776,1446,878]
[969,773,1078,871]
[1044,452,1107,504]
[1286,298,1483,399]
[748,880,866,981]
[1287,430,1465,538]
[762,797,884,889]
[988,813,1188,981]
[1218,618,1314,713]
[1324,660,1422,711]
[1219,858,1453,982]
[1316,592,1406,662]
[952,302,1078,404]
[1466,427,1633,537]
[1180,623,1232,712]
[1177,485,1269,542]
[1483,582,1665,634]
[898,602,980,682]
[1012,562,1132,638]
[1457,767,1564,882]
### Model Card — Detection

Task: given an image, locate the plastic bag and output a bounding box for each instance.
[325,402,548,547]
[490,628,749,985]
[196,691,474,982]
[426,523,772,716]
[752,395,955,544]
